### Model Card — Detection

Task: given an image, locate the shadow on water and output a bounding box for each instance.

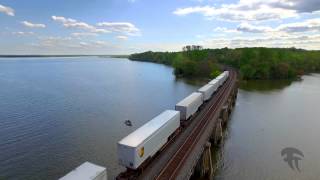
[239,79,298,92]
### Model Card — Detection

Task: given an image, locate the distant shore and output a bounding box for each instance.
[129,47,320,80]
[0,55,129,58]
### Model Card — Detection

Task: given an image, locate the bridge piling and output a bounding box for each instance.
[220,105,229,127]
[212,118,223,146]
[194,142,214,180]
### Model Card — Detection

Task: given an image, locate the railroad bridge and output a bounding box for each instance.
[118,70,238,180]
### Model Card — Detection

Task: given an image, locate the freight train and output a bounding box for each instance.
[117,71,229,171]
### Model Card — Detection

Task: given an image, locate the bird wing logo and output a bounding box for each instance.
[281,147,304,172]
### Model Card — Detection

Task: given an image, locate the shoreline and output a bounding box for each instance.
[0,55,128,58]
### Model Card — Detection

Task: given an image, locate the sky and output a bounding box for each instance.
[0,0,319,55]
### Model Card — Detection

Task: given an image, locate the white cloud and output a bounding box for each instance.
[195,34,205,39]
[21,21,46,28]
[174,6,215,16]
[214,27,241,33]
[52,16,109,33]
[267,0,320,13]
[97,22,140,36]
[36,36,73,47]
[277,18,320,33]
[52,16,76,24]
[236,23,273,33]
[0,4,14,16]
[172,0,320,22]
[200,34,320,50]
[116,35,128,40]
[174,4,297,21]
[229,18,320,34]
[35,36,110,49]
[79,41,108,48]
[93,40,108,47]
[71,32,98,37]
[130,42,186,52]
[12,31,34,36]
[52,16,140,39]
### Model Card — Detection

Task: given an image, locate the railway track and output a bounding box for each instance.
[155,70,237,180]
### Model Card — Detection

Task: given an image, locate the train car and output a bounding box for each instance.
[221,71,229,82]
[225,71,229,78]
[215,71,229,86]
[175,92,203,120]
[198,84,216,101]
[208,79,220,89]
[59,162,107,180]
[215,74,224,86]
[117,110,180,169]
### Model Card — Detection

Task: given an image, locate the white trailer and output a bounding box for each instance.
[208,79,220,90]
[175,92,203,120]
[211,76,224,87]
[59,162,107,180]
[215,74,224,86]
[198,84,216,101]
[225,71,229,78]
[215,71,229,86]
[117,110,180,169]
[221,71,229,82]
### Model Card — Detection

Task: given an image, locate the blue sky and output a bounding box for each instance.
[0,0,319,55]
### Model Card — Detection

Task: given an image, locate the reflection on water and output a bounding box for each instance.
[216,74,320,180]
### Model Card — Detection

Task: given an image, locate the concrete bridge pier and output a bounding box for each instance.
[194,142,214,180]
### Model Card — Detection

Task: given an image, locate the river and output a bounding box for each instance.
[0,57,202,180]
[216,74,320,179]
[1,57,319,180]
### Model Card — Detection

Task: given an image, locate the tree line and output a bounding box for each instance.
[129,47,320,80]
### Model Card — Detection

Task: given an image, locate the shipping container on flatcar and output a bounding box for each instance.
[59,162,107,180]
[117,110,180,169]
[175,92,203,120]
[198,84,216,101]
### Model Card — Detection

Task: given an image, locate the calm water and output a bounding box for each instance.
[216,74,320,179]
[0,57,202,180]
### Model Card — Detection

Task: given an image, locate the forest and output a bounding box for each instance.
[129,47,320,80]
